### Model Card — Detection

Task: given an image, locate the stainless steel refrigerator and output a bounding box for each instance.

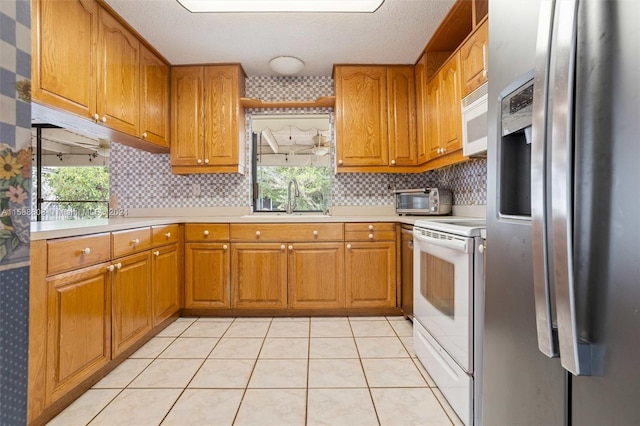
[484,0,640,424]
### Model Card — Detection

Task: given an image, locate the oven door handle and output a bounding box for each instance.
[413,232,471,253]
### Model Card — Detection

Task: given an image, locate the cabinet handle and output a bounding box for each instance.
[101,116,107,123]
[288,245,293,251]
[80,247,91,255]
[256,231,261,237]
[479,244,485,254]
[107,265,115,272]
[115,262,122,270]
[338,160,343,165]
[142,132,148,138]
[197,159,202,164]
[408,240,414,249]
[154,251,160,256]
[165,232,171,238]
[368,234,374,239]
[203,230,209,236]
[346,244,352,250]
[223,244,228,250]
[368,225,374,230]
[131,238,140,245]
[391,160,396,165]
[280,245,285,251]
[204,158,209,164]
[313,230,318,236]
[92,113,99,121]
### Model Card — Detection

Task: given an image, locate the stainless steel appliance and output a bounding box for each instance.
[413,219,485,425]
[461,83,488,156]
[485,1,640,425]
[394,188,452,215]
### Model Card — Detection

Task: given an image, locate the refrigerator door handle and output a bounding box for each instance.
[550,0,592,376]
[531,0,558,358]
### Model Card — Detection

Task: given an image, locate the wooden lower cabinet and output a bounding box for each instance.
[45,262,111,404]
[151,243,180,325]
[345,241,397,308]
[185,242,230,308]
[231,243,288,309]
[288,242,345,309]
[111,251,152,357]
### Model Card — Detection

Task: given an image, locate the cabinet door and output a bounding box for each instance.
[345,241,396,308]
[32,0,98,118]
[426,76,441,160]
[335,66,388,167]
[140,45,169,148]
[203,66,241,166]
[171,66,204,166]
[415,54,430,165]
[288,243,345,309]
[185,242,230,309]
[46,263,110,404]
[151,244,180,325]
[439,53,463,154]
[387,66,417,167]
[460,20,488,98]
[112,251,151,357]
[97,7,140,135]
[231,243,287,309]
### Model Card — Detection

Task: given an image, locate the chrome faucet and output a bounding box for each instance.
[286,178,300,214]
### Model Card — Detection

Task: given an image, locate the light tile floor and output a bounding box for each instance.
[48,316,463,426]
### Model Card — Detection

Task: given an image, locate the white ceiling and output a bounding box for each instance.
[103,0,455,76]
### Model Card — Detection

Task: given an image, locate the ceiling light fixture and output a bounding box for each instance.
[269,56,305,75]
[177,0,385,13]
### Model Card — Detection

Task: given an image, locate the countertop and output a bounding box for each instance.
[31,208,482,241]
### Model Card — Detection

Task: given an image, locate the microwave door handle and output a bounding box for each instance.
[551,0,592,376]
[531,0,558,359]
[413,232,470,253]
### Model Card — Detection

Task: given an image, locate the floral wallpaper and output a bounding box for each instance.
[0,145,31,262]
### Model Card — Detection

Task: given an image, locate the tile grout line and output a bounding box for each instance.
[348,317,383,426]
[230,317,272,426]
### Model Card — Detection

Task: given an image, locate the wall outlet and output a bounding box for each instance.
[191,183,201,196]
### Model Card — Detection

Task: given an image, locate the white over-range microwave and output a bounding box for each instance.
[461,83,488,156]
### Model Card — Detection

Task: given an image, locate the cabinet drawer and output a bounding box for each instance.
[345,223,396,241]
[47,233,111,275]
[152,224,179,247]
[230,223,344,242]
[185,224,230,242]
[112,227,151,258]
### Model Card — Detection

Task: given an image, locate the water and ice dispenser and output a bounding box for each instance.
[499,78,534,219]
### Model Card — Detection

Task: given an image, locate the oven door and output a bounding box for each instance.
[413,228,473,372]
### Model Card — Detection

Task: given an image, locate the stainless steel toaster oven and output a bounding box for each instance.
[395,188,452,215]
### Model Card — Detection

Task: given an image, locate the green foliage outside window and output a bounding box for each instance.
[45,167,110,219]
[256,166,331,212]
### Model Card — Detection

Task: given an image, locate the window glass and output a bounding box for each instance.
[252,115,332,213]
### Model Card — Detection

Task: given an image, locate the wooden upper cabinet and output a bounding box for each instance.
[439,52,463,154]
[32,0,170,152]
[460,19,488,98]
[335,66,389,168]
[387,66,417,167]
[170,65,246,174]
[426,76,441,160]
[97,8,140,136]
[171,66,204,167]
[32,0,98,118]
[203,66,242,167]
[415,53,430,165]
[140,45,170,148]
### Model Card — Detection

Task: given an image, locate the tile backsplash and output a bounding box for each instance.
[110,75,487,209]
